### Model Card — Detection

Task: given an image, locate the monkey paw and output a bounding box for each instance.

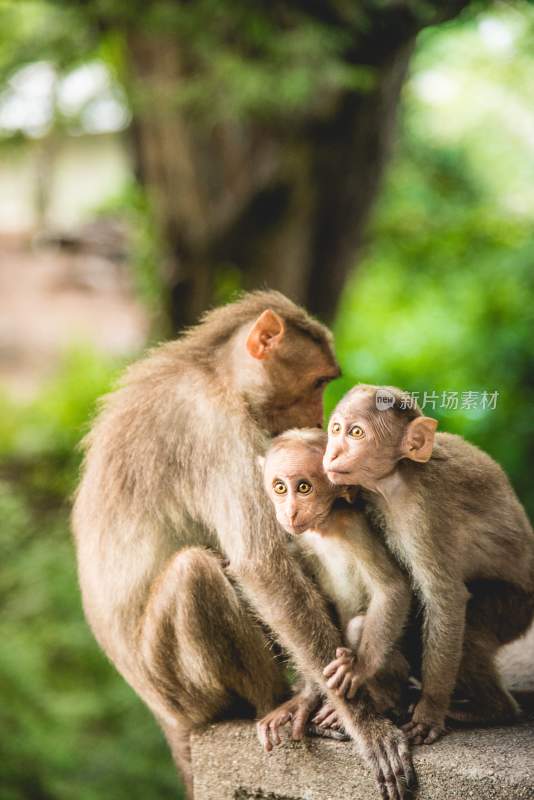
[323,646,364,699]
[360,720,417,800]
[402,702,446,745]
[311,701,343,730]
[257,693,317,752]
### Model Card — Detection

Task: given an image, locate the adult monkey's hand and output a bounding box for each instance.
[73,291,416,800]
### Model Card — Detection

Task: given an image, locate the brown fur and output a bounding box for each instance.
[325,383,534,744]
[72,296,414,800]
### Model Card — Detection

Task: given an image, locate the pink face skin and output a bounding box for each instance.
[323,388,437,490]
[263,445,337,535]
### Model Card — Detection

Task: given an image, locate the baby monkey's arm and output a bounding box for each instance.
[324,518,411,699]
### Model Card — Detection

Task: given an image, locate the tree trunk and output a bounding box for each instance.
[124,3,470,332]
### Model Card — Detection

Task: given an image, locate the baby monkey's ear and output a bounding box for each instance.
[402,417,438,463]
[338,486,359,504]
[256,455,266,471]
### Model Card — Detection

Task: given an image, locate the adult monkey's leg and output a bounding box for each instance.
[140,547,287,797]
[450,581,534,725]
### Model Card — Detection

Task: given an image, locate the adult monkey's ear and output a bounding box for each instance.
[402,417,438,463]
[246,310,285,360]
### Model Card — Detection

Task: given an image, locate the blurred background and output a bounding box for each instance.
[1,1,533,798]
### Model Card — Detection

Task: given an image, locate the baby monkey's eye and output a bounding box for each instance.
[273,480,287,495]
[348,425,365,439]
[297,481,312,494]
[331,421,342,434]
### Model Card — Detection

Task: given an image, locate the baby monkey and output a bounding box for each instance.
[324,384,534,745]
[257,428,411,749]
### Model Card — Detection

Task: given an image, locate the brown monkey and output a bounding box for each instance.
[72,296,415,800]
[324,383,534,745]
[257,428,411,750]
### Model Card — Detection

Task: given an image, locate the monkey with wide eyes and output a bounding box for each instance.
[324,383,534,746]
[257,428,412,748]
[73,296,415,800]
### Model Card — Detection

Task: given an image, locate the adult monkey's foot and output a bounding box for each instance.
[257,690,319,751]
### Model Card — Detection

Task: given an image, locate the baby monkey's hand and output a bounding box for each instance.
[323,647,366,699]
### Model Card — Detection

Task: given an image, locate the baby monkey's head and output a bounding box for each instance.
[324,384,438,489]
[262,429,338,535]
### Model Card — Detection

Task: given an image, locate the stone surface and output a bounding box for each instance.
[192,625,534,800]
[192,718,534,800]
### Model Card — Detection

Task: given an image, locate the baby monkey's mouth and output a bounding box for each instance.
[288,523,310,534]
[326,468,352,481]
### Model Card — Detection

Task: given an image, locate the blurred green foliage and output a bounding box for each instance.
[326,6,534,518]
[0,351,181,799]
[1,3,534,799]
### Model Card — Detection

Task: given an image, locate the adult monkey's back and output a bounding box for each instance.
[72,291,414,800]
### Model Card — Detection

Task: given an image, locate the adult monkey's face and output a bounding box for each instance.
[239,309,340,434]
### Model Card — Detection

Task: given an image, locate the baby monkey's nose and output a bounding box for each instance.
[323,450,338,469]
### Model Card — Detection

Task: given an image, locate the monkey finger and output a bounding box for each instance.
[336,672,353,697]
[318,710,339,729]
[257,722,273,752]
[385,739,414,799]
[347,674,363,699]
[323,655,351,678]
[404,722,428,743]
[272,711,291,734]
[375,743,402,800]
[401,720,417,734]
[291,706,310,740]
[312,706,332,725]
[268,720,283,747]
[398,740,417,791]
[335,646,353,658]
[326,668,347,690]
[370,760,389,800]
[422,726,444,745]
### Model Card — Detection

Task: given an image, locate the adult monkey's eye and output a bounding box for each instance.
[273,480,287,495]
[348,425,365,439]
[331,421,342,434]
[297,481,312,494]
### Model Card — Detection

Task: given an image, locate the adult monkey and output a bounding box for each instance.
[73,291,414,800]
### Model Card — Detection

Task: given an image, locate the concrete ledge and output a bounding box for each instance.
[192,717,534,800]
[192,629,534,800]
